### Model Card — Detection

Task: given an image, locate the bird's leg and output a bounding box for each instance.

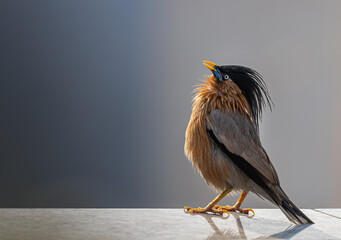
[213,191,255,216]
[184,189,231,216]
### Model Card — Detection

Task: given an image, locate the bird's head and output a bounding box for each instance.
[203,60,273,128]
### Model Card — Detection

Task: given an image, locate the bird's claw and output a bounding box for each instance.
[184,206,230,217]
[212,205,255,217]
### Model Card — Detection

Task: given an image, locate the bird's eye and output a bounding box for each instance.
[224,74,229,80]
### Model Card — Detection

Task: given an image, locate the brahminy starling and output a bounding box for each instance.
[184,61,313,225]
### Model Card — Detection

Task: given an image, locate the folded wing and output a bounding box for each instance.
[207,109,279,186]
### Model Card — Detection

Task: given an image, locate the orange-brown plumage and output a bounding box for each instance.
[185,75,251,191]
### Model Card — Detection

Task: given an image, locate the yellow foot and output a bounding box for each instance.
[184,206,230,217]
[212,205,255,216]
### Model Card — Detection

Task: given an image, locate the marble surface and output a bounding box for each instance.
[0,209,340,240]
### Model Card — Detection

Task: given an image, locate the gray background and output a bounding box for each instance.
[1,0,340,208]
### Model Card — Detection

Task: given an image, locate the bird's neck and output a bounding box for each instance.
[192,75,252,120]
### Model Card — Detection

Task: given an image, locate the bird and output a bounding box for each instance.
[184,61,314,225]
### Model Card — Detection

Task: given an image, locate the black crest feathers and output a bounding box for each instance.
[220,65,273,129]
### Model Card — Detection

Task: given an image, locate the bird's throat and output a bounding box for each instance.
[194,75,252,119]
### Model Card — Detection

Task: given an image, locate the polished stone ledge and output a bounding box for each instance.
[0,208,340,240]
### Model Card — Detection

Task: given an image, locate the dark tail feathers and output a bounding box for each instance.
[268,186,314,225]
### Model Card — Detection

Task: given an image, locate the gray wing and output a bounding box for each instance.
[207,109,279,185]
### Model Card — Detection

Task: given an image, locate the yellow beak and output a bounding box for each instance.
[203,60,217,71]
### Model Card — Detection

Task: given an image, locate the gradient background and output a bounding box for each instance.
[1,0,340,208]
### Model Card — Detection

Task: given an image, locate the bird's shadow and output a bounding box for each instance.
[188,212,311,239]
